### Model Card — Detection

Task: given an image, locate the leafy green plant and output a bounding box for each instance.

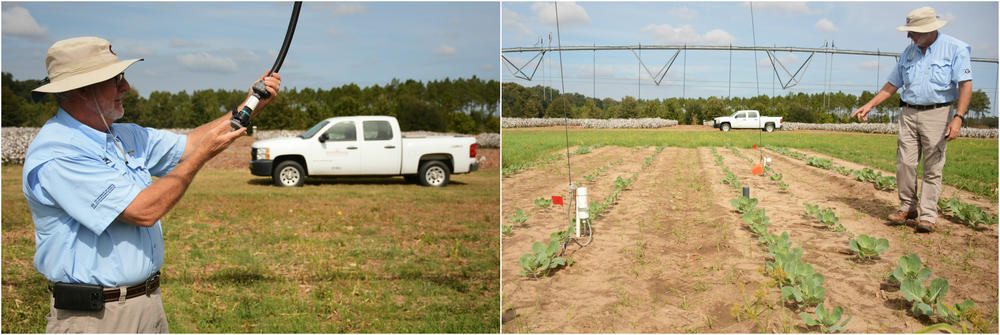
[806,157,834,169]
[534,197,552,209]
[781,273,825,306]
[853,168,878,183]
[769,172,783,181]
[901,277,950,317]
[731,196,759,214]
[849,234,889,260]
[722,171,740,188]
[743,208,769,236]
[501,225,513,237]
[519,240,568,278]
[800,303,851,333]
[874,175,897,191]
[583,174,596,182]
[938,197,998,229]
[922,299,989,333]
[572,146,592,155]
[889,253,931,284]
[833,166,853,176]
[778,182,789,192]
[506,209,529,225]
[805,204,839,228]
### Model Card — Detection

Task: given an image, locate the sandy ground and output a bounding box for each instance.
[501,145,998,333]
[206,136,500,170]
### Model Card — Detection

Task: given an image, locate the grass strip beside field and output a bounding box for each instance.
[2,166,500,333]
[502,128,997,198]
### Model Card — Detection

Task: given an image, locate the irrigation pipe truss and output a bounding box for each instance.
[501,45,999,63]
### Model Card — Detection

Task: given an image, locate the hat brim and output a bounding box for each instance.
[33,58,142,93]
[896,20,947,33]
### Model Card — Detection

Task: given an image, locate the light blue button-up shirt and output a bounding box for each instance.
[887,33,973,106]
[23,109,186,287]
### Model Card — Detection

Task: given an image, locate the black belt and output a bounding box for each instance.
[49,271,161,303]
[902,101,952,110]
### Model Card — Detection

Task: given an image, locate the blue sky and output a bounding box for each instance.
[2,2,500,97]
[502,2,999,115]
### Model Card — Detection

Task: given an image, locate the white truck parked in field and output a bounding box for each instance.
[712,110,783,132]
[250,116,478,187]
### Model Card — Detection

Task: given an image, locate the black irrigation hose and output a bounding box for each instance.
[269,1,302,76]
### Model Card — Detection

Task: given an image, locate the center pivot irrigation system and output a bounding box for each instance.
[230,1,303,131]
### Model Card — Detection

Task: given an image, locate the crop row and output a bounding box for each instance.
[501,117,679,129]
[768,145,996,229]
[717,146,987,332]
[518,146,664,279]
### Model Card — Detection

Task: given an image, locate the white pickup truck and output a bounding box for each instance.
[712,110,783,132]
[249,116,478,187]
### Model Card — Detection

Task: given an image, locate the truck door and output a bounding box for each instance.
[314,120,362,175]
[359,120,402,175]
[733,111,748,128]
[746,110,760,129]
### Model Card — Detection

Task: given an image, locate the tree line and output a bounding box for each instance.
[502,82,996,127]
[2,73,500,133]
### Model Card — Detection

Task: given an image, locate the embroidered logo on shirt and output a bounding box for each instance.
[91,184,115,209]
[965,68,971,74]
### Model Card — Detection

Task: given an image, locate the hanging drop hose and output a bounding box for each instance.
[231,1,303,131]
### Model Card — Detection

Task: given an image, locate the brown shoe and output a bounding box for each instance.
[915,220,935,233]
[888,210,918,223]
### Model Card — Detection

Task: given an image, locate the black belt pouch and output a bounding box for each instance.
[53,282,104,311]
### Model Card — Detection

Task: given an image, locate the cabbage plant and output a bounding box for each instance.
[888,253,931,284]
[519,240,568,278]
[731,196,758,214]
[901,277,949,317]
[849,234,889,260]
[800,303,851,333]
[782,273,825,306]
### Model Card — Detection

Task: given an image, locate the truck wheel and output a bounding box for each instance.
[721,123,731,132]
[764,123,775,132]
[418,161,450,187]
[273,161,305,187]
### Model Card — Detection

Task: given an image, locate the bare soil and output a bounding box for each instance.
[501,145,998,333]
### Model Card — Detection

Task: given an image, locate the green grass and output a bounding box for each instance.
[502,128,998,198]
[2,166,500,333]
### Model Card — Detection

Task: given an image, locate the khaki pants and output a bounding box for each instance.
[46,288,168,333]
[897,105,951,223]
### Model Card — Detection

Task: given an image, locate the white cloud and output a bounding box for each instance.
[668,7,697,21]
[531,2,591,27]
[223,48,260,62]
[746,2,812,15]
[331,3,366,16]
[168,38,204,49]
[502,8,534,43]
[432,45,457,56]
[323,28,342,38]
[641,24,735,45]
[481,63,496,72]
[815,18,839,32]
[2,6,47,38]
[130,46,155,58]
[176,52,238,73]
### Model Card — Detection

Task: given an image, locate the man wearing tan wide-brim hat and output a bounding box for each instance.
[22,36,281,333]
[851,6,972,233]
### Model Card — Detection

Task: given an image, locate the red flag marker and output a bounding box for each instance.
[552,196,563,206]
[753,144,757,149]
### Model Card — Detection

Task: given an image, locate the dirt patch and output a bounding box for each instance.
[502,145,998,333]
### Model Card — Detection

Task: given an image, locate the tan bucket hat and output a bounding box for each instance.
[33,36,142,93]
[896,6,947,33]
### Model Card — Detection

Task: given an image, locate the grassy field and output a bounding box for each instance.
[502,128,998,198]
[2,166,500,333]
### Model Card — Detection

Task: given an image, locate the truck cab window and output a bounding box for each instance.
[363,120,393,141]
[324,121,357,141]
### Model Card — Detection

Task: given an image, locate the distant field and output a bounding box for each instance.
[2,165,500,333]
[502,128,998,198]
